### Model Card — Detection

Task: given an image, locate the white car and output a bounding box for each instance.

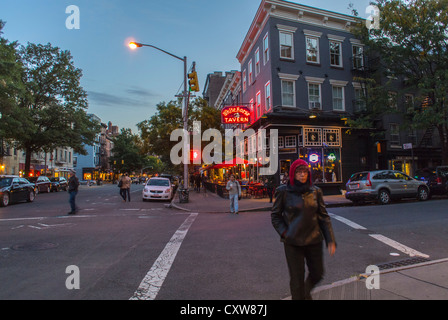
[142,177,173,201]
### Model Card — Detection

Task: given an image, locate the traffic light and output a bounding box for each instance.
[188,71,199,92]
[190,149,201,164]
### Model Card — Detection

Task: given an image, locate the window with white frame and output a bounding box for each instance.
[354,87,366,112]
[263,33,269,65]
[278,136,284,148]
[284,136,297,148]
[332,86,344,111]
[390,123,400,145]
[308,83,321,109]
[255,48,260,76]
[243,69,247,92]
[281,80,295,107]
[265,81,271,111]
[352,45,363,69]
[248,59,253,84]
[330,41,342,67]
[256,91,261,119]
[306,36,319,63]
[249,98,254,122]
[280,31,293,59]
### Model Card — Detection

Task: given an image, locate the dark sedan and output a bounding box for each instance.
[28,176,52,193]
[50,177,68,192]
[0,175,36,207]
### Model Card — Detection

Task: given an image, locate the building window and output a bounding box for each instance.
[243,69,246,92]
[308,83,321,109]
[352,45,363,69]
[280,31,294,59]
[330,41,342,67]
[354,86,366,112]
[256,91,262,119]
[255,48,260,76]
[249,98,254,123]
[332,86,344,111]
[404,94,414,112]
[263,33,269,65]
[278,136,284,148]
[390,123,400,145]
[248,59,253,84]
[281,80,295,107]
[285,136,297,148]
[306,36,319,63]
[388,91,398,109]
[265,81,271,111]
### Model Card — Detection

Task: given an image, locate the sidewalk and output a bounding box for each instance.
[168,188,448,300]
[167,187,353,213]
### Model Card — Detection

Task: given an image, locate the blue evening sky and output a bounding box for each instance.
[1,0,370,132]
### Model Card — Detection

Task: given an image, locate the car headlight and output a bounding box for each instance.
[165,188,171,193]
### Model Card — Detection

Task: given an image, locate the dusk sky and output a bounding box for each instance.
[1,0,370,133]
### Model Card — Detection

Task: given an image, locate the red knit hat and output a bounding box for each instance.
[289,158,312,186]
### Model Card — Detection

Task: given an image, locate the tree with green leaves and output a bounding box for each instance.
[1,39,100,175]
[110,128,147,174]
[0,21,24,157]
[137,97,223,172]
[350,0,448,164]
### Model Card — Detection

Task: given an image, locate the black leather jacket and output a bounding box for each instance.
[271,184,336,247]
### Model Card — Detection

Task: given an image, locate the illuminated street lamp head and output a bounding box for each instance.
[129,41,142,49]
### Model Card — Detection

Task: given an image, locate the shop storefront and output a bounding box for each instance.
[276,126,343,189]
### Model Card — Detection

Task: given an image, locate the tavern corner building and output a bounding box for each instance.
[204,0,443,194]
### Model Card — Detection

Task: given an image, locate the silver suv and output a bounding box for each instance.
[345,170,430,205]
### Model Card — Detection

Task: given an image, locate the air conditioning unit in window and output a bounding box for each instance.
[309,102,321,110]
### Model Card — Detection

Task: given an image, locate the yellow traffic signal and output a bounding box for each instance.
[188,71,199,92]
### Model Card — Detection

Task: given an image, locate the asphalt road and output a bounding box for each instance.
[1,184,447,300]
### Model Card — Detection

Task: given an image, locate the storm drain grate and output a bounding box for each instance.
[376,257,431,271]
[11,242,59,251]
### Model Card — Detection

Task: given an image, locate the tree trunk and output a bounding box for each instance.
[25,147,32,178]
[437,125,448,165]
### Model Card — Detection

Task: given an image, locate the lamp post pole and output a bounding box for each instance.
[129,42,189,189]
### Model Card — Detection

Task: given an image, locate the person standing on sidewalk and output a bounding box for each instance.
[226,174,241,214]
[119,173,132,202]
[271,159,336,300]
[67,170,80,215]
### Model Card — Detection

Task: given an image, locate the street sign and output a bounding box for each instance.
[403,143,413,150]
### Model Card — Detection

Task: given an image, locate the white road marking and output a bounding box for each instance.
[369,234,429,258]
[329,212,429,258]
[329,213,366,230]
[130,212,199,300]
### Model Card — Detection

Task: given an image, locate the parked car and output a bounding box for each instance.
[142,177,173,201]
[345,170,430,205]
[49,177,68,192]
[0,175,36,207]
[414,166,448,197]
[28,176,52,193]
[79,180,95,186]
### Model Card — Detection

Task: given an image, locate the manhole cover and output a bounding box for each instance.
[11,242,59,251]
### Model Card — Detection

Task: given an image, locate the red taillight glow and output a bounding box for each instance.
[365,173,372,187]
[436,177,442,184]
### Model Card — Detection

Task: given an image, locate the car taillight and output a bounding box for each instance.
[436,177,442,185]
[365,173,372,187]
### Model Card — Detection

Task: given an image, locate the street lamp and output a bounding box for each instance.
[128,41,190,190]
